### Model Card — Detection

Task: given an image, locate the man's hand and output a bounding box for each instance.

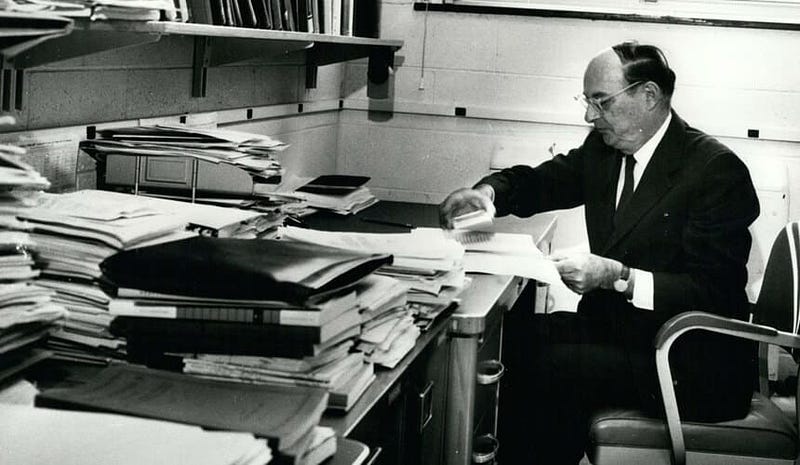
[550,252,623,294]
[439,186,496,229]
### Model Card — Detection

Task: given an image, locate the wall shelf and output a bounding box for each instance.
[3,18,403,101]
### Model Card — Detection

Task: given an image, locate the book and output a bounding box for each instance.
[35,364,328,453]
[270,0,283,29]
[296,174,370,196]
[100,236,392,303]
[113,311,362,358]
[237,0,257,27]
[340,0,353,36]
[108,290,357,327]
[251,0,270,28]
[329,0,340,34]
[282,0,295,30]
[112,308,361,345]
[310,0,319,32]
[187,0,213,23]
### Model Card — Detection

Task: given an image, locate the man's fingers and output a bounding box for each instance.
[438,188,495,229]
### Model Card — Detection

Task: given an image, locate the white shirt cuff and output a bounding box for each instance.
[631,269,655,310]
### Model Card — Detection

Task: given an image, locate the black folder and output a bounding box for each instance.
[100,236,392,303]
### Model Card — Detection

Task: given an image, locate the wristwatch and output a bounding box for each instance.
[613,265,631,293]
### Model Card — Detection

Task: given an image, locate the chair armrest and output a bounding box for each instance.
[652,311,800,465]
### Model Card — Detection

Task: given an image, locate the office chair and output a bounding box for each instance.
[588,222,800,465]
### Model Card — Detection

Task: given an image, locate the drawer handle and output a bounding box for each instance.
[364,446,383,465]
[476,359,505,385]
[472,433,499,464]
[418,380,434,432]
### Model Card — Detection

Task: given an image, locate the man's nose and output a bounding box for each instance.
[584,105,601,123]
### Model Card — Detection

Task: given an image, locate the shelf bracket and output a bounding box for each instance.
[305,43,396,91]
[0,58,24,112]
[192,36,211,98]
[306,63,318,89]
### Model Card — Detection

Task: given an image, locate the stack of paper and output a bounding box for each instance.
[446,229,560,285]
[0,123,67,381]
[3,190,191,362]
[73,189,286,239]
[357,309,420,369]
[2,0,179,21]
[183,351,375,413]
[0,143,50,191]
[278,226,467,367]
[279,225,467,306]
[0,281,67,378]
[266,174,378,215]
[0,403,272,465]
[80,124,287,181]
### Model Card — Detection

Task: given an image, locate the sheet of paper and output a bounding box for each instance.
[280,226,464,260]
[462,252,561,285]
[0,403,271,465]
[443,229,541,255]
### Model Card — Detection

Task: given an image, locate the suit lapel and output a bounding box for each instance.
[600,113,687,254]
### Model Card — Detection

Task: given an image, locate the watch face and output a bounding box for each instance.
[613,279,628,293]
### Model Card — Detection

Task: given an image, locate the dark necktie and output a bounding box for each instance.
[615,154,636,223]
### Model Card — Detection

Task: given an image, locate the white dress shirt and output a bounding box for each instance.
[622,112,672,310]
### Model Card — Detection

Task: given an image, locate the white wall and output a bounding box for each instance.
[340,1,800,234]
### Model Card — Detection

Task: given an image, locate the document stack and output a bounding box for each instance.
[10,190,189,363]
[34,364,334,463]
[266,174,378,215]
[280,226,467,305]
[278,226,466,367]
[78,189,286,239]
[0,131,67,382]
[80,124,287,184]
[102,237,389,422]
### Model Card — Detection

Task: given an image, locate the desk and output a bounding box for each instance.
[11,201,535,465]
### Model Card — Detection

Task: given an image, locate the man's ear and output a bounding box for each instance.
[642,81,663,110]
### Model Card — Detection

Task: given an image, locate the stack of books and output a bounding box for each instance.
[0,128,68,382]
[102,237,390,423]
[266,174,378,216]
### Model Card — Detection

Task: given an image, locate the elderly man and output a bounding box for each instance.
[440,41,759,464]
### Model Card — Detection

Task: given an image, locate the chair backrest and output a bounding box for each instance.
[752,222,800,335]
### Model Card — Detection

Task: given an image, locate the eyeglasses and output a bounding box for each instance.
[574,81,644,116]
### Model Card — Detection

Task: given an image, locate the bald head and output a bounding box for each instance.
[580,44,672,154]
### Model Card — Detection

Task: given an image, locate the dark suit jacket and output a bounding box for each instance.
[479,112,760,420]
